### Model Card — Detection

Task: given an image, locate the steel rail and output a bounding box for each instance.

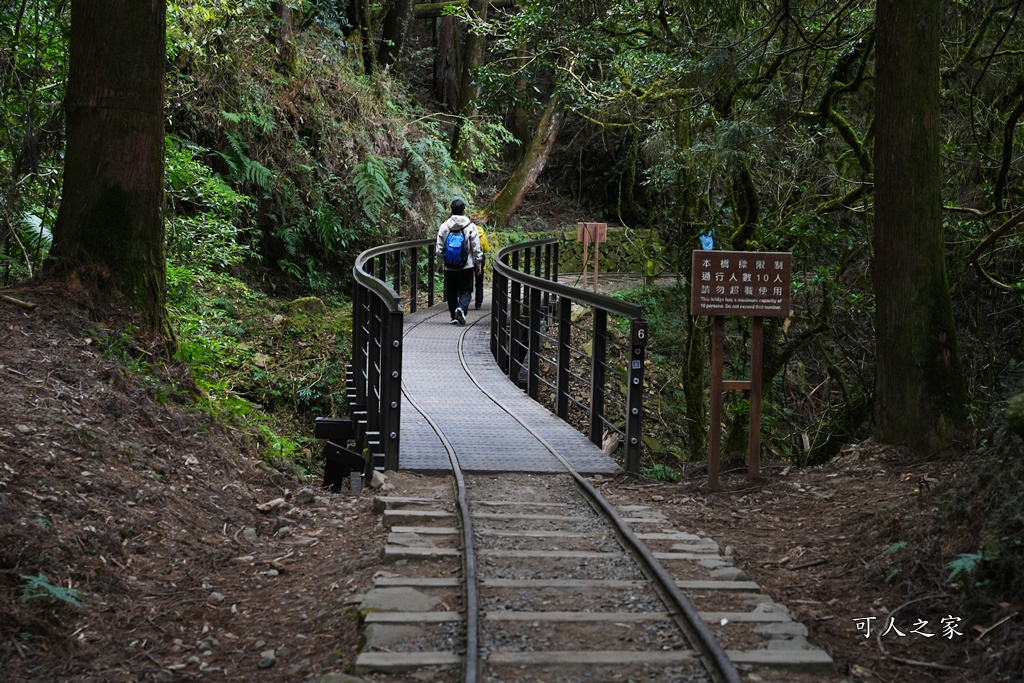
[397,304,480,683]
[454,316,742,683]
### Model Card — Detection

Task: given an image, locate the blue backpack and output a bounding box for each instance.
[443,226,470,269]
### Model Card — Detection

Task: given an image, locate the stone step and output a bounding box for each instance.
[354,651,461,674]
[383,509,457,527]
[373,496,446,513]
[726,648,834,670]
[488,649,697,666]
[363,609,795,625]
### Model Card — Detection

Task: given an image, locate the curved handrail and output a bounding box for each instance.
[491,237,648,473]
[492,238,643,318]
[348,237,438,472]
[353,237,434,312]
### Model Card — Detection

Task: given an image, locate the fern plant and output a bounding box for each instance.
[20,573,83,609]
[217,131,274,191]
[353,153,397,223]
[402,123,474,222]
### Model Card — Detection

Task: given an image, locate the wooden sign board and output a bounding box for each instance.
[690,250,791,317]
[577,222,607,243]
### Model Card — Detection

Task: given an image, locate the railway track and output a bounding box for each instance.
[352,307,833,682]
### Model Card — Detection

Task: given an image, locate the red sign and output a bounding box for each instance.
[690,250,792,317]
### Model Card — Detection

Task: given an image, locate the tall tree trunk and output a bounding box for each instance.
[451,0,489,161]
[433,15,461,110]
[270,2,294,67]
[510,49,533,157]
[873,0,966,453]
[47,0,172,349]
[484,92,564,225]
[378,0,414,67]
[346,0,374,73]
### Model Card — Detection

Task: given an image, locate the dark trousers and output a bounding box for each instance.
[444,267,474,318]
[475,261,485,308]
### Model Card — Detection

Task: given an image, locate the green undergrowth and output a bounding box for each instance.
[609,283,695,477]
[943,416,1024,614]
[167,265,351,478]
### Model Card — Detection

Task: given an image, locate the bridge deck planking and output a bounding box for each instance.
[399,296,620,474]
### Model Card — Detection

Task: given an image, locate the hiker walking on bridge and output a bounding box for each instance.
[436,199,484,325]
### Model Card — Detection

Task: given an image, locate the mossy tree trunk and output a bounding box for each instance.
[46,0,173,350]
[510,49,533,158]
[484,92,564,225]
[346,0,374,74]
[270,1,294,67]
[873,0,967,453]
[378,0,414,67]
[433,13,461,111]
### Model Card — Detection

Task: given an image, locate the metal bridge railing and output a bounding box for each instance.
[349,238,436,472]
[491,238,649,473]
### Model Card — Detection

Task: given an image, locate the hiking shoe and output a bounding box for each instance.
[450,318,459,325]
[455,308,466,325]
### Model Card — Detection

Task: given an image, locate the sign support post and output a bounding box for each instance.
[691,250,791,489]
[577,222,607,292]
[708,315,725,490]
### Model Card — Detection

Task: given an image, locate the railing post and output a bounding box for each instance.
[428,247,436,307]
[556,295,571,419]
[625,320,648,474]
[494,267,509,373]
[409,246,419,313]
[381,310,403,471]
[589,308,607,447]
[352,275,368,408]
[392,250,402,298]
[367,297,383,444]
[509,251,523,385]
[542,243,552,311]
[527,285,541,399]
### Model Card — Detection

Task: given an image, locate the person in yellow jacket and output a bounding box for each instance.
[474,223,490,309]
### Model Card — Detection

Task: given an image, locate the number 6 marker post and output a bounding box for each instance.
[625,320,648,474]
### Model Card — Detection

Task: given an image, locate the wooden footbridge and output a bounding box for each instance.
[317,235,651,484]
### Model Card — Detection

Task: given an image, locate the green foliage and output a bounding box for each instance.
[20,573,83,609]
[167,265,352,475]
[165,135,255,271]
[0,0,69,284]
[946,551,987,586]
[353,153,399,224]
[216,127,274,192]
[454,116,519,175]
[641,463,680,482]
[401,119,475,220]
[162,0,482,288]
[942,424,1024,606]
[882,541,907,555]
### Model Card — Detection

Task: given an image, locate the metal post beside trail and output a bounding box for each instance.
[690,250,792,489]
